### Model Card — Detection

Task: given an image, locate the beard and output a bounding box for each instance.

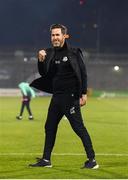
[53,42,60,47]
[52,39,64,48]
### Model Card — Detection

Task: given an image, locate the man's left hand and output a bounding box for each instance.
[80,94,87,106]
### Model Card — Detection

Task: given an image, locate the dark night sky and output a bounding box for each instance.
[0,0,128,52]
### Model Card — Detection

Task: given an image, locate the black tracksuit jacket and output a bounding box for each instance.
[30,43,87,97]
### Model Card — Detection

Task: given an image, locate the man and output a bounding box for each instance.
[16,82,35,120]
[29,24,99,169]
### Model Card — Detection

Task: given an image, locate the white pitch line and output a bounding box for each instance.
[0,153,128,156]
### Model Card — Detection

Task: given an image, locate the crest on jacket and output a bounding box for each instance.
[62,56,68,62]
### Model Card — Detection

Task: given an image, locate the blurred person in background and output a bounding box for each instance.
[16,82,35,120]
[29,24,99,169]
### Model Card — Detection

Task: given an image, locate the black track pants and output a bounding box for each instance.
[20,100,32,116]
[43,94,95,161]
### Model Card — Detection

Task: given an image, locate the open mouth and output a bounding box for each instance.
[53,40,59,43]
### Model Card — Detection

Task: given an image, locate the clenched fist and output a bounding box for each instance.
[38,50,47,62]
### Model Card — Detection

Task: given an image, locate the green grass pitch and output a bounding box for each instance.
[0,96,128,179]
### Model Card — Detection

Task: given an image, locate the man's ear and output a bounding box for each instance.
[64,34,70,39]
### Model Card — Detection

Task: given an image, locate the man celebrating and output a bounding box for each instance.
[29,24,99,169]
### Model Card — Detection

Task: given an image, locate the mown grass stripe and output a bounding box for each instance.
[0,153,128,156]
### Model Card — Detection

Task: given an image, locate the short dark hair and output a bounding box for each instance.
[50,24,67,35]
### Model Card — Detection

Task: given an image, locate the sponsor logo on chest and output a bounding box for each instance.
[55,56,68,64]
